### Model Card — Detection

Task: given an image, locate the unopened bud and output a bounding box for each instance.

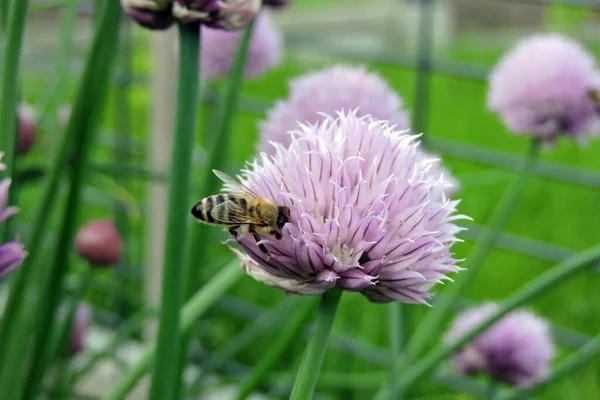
[174,0,261,30]
[121,0,175,30]
[18,105,37,156]
[262,0,292,9]
[74,219,123,267]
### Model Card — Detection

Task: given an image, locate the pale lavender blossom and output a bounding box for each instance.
[200,11,282,82]
[226,111,468,304]
[0,153,25,278]
[258,65,410,155]
[444,303,555,388]
[487,33,600,145]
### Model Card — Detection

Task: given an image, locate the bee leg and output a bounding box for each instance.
[228,225,240,238]
[250,228,273,259]
[270,230,282,240]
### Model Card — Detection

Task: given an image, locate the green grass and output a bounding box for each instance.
[13,16,600,400]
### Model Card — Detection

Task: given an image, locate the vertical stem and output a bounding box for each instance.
[148,21,200,400]
[388,302,402,400]
[405,139,540,363]
[0,0,9,30]
[177,19,255,395]
[290,289,342,400]
[0,0,29,240]
[411,0,434,145]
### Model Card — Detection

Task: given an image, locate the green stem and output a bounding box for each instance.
[178,18,255,396]
[10,1,121,398]
[148,21,201,400]
[496,333,600,400]
[105,261,244,400]
[0,0,29,241]
[405,139,540,362]
[394,243,600,393]
[290,289,342,400]
[388,302,402,400]
[235,298,318,400]
[0,0,8,29]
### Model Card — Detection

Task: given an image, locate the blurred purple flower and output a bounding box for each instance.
[200,11,282,82]
[487,33,600,145]
[70,303,92,355]
[18,104,37,156]
[74,219,123,268]
[174,0,261,30]
[0,153,25,278]
[444,303,555,388]
[228,111,469,304]
[258,65,410,156]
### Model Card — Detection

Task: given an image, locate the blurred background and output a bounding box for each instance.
[10,0,600,398]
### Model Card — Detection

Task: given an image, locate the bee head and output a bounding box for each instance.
[277,206,290,230]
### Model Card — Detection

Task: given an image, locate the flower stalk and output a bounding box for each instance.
[148,21,201,400]
[405,139,540,363]
[290,289,342,400]
[388,302,403,400]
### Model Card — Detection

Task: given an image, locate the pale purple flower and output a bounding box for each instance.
[0,153,25,278]
[121,0,175,30]
[226,111,468,304]
[174,0,260,30]
[74,219,123,267]
[200,11,282,82]
[487,33,600,145]
[258,65,410,156]
[70,303,92,355]
[444,303,555,388]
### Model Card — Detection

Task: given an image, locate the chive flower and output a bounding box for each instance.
[444,303,555,388]
[74,220,123,267]
[200,11,282,82]
[18,104,37,156]
[121,0,175,30]
[263,0,292,8]
[488,33,600,145]
[258,65,410,155]
[0,153,26,278]
[228,111,469,304]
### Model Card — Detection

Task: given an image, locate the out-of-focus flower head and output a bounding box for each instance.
[74,219,123,267]
[0,153,26,278]
[259,65,410,156]
[175,0,261,30]
[262,0,292,9]
[487,33,600,145]
[70,303,92,355]
[444,303,555,388]
[227,111,469,304]
[122,0,261,30]
[18,104,37,156]
[121,0,175,30]
[200,11,282,82]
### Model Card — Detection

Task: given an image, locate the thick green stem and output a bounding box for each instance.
[0,1,122,397]
[235,298,318,400]
[406,139,540,363]
[388,302,402,400]
[0,0,29,241]
[178,19,255,395]
[105,262,244,400]
[148,22,201,400]
[394,243,600,393]
[290,289,342,400]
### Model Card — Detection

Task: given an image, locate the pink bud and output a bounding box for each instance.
[18,105,37,156]
[74,220,123,267]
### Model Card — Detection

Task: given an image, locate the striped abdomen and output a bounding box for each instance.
[191,194,249,225]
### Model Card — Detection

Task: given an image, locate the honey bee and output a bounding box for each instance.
[590,88,600,112]
[191,170,290,255]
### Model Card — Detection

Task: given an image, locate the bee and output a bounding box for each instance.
[590,88,600,113]
[191,170,290,256]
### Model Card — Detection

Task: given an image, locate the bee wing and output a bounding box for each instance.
[210,199,266,226]
[213,170,261,200]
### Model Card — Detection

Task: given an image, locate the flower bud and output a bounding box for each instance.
[18,104,37,156]
[70,303,92,355]
[174,0,261,30]
[74,219,123,267]
[0,239,26,278]
[121,0,175,30]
